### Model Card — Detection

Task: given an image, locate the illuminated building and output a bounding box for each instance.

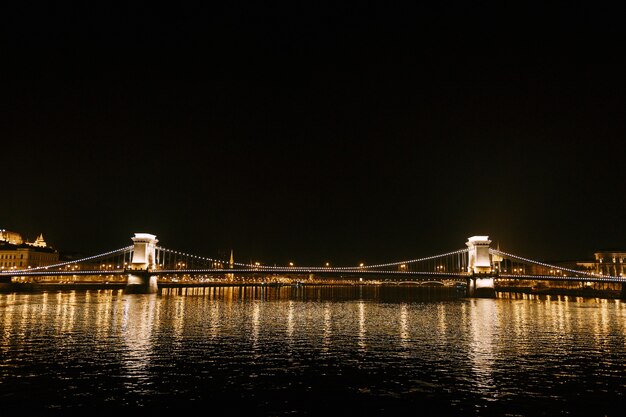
[594,251,626,277]
[31,233,48,247]
[0,231,59,269]
[549,251,626,277]
[0,229,24,245]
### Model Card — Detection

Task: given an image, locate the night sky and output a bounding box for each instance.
[2,4,625,266]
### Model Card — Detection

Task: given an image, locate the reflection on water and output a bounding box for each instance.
[468,299,498,399]
[121,295,157,385]
[321,303,332,354]
[358,301,367,353]
[1,287,626,416]
[398,303,409,353]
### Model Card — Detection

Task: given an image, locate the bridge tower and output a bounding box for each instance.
[125,233,159,294]
[227,249,234,281]
[465,235,496,298]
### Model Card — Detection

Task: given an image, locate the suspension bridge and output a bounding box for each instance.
[1,233,625,297]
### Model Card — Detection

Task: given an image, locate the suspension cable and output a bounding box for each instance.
[490,248,602,278]
[1,246,134,273]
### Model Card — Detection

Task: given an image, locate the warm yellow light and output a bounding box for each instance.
[289,262,294,267]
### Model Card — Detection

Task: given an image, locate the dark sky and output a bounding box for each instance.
[1,3,625,266]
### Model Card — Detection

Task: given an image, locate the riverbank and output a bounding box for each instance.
[496,285,623,300]
[0,281,314,293]
[0,281,456,291]
[1,282,623,300]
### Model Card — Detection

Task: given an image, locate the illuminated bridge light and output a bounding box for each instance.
[2,242,625,284]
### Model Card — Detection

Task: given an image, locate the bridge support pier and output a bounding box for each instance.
[124,233,159,294]
[465,236,496,298]
[621,284,626,300]
[125,270,158,294]
[466,275,496,298]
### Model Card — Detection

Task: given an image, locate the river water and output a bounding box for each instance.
[1,285,626,416]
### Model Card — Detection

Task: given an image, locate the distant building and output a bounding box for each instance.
[0,229,24,245]
[543,259,595,274]
[31,233,48,248]
[0,229,50,248]
[542,251,625,278]
[0,230,59,270]
[498,251,621,279]
[594,251,626,277]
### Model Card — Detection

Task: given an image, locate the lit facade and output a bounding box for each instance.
[0,242,59,269]
[466,236,492,274]
[1,229,50,248]
[595,251,626,277]
[0,231,58,269]
[0,229,24,245]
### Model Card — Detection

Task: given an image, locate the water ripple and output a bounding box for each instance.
[1,288,626,416]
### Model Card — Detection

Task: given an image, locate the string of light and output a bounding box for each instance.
[5,244,622,284]
[490,249,619,279]
[1,246,134,274]
[155,246,469,271]
[156,268,467,276]
[349,248,470,270]
[156,246,229,265]
[499,273,626,283]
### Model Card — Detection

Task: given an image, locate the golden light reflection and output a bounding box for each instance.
[509,298,531,357]
[121,294,157,381]
[1,293,18,349]
[286,300,295,347]
[321,303,332,353]
[207,297,221,340]
[58,291,77,334]
[95,290,116,339]
[171,294,186,339]
[398,304,409,354]
[468,299,498,395]
[251,301,260,351]
[437,303,447,335]
[598,298,610,343]
[357,301,367,352]
[617,300,626,343]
